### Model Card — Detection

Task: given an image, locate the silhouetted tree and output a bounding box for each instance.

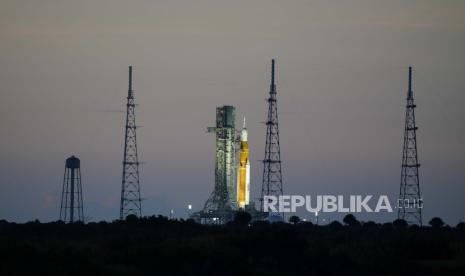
[234,211,252,225]
[186,218,196,225]
[362,221,378,229]
[409,224,420,231]
[0,216,464,275]
[327,221,343,229]
[343,214,360,227]
[429,217,445,228]
[289,215,301,225]
[343,214,355,225]
[125,214,139,223]
[393,219,408,229]
[300,221,314,227]
[456,222,465,230]
[251,220,270,228]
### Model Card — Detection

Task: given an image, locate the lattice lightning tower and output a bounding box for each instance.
[398,66,423,225]
[120,66,142,219]
[261,59,284,213]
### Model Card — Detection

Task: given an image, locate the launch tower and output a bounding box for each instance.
[203,106,237,214]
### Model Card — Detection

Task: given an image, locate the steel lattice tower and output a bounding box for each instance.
[261,59,283,213]
[120,66,142,220]
[60,155,84,223]
[398,66,423,225]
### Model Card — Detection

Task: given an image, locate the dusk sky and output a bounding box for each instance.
[0,0,464,224]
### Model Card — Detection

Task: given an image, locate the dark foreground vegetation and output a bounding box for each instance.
[1,214,465,275]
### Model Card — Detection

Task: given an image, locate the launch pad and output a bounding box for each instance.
[191,105,263,224]
[191,205,266,224]
[193,60,283,224]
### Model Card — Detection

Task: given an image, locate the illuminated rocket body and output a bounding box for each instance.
[237,118,250,209]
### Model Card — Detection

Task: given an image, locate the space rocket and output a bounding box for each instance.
[237,117,250,209]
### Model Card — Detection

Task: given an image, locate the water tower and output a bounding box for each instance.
[59,155,84,223]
